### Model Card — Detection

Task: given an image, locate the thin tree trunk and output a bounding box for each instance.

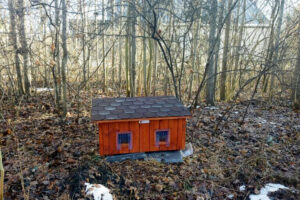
[263,1,278,93]
[142,28,147,95]
[130,0,136,97]
[269,0,285,97]
[17,0,30,95]
[188,16,200,102]
[125,3,131,97]
[205,0,218,105]
[8,0,24,95]
[231,0,246,92]
[220,0,233,101]
[213,0,225,100]
[52,0,61,109]
[80,0,87,84]
[61,0,68,117]
[292,19,300,105]
[102,0,106,92]
[152,41,157,96]
[147,38,153,94]
[0,150,4,200]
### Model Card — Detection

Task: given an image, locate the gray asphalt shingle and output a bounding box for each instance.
[91,96,191,121]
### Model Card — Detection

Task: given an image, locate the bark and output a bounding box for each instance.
[52,0,61,109]
[102,0,106,92]
[269,0,285,97]
[142,27,147,95]
[61,0,68,117]
[292,20,300,105]
[213,0,225,100]
[125,2,131,96]
[130,0,136,97]
[80,0,87,83]
[188,16,200,102]
[17,0,30,95]
[205,0,218,105]
[220,0,233,101]
[8,0,24,95]
[152,41,158,96]
[0,150,3,200]
[263,1,278,92]
[231,0,246,92]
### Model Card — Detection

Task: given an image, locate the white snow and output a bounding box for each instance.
[181,142,193,157]
[249,183,289,200]
[227,194,234,199]
[85,183,113,200]
[239,185,246,191]
[35,88,53,92]
[205,106,218,110]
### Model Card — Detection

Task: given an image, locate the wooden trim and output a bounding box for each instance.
[93,116,191,124]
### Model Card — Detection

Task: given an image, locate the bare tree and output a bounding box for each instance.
[292,17,300,107]
[8,0,24,96]
[17,0,30,95]
[220,0,233,101]
[205,0,218,105]
[61,0,68,117]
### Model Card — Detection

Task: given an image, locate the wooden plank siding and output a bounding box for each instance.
[149,120,160,152]
[129,121,140,153]
[169,119,178,150]
[139,123,150,152]
[98,118,188,155]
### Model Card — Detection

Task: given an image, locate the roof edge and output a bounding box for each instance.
[92,115,192,124]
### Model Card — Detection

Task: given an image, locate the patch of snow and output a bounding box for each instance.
[35,88,53,92]
[181,143,193,157]
[233,111,239,114]
[257,117,267,124]
[227,194,234,199]
[249,183,289,200]
[205,106,219,110]
[196,105,200,109]
[85,183,113,200]
[239,185,246,191]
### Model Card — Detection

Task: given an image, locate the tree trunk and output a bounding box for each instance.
[292,19,300,106]
[220,0,233,101]
[152,41,158,96]
[8,0,24,96]
[130,0,136,97]
[17,0,30,95]
[205,0,218,105]
[231,0,246,93]
[0,150,4,200]
[213,0,225,100]
[142,28,147,95]
[269,0,285,97]
[80,0,87,84]
[51,0,61,109]
[61,0,68,117]
[102,0,106,92]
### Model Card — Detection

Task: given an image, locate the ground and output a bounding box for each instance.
[1,92,299,199]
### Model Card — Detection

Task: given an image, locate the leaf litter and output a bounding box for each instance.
[0,93,299,199]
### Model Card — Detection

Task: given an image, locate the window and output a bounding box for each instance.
[155,130,170,147]
[117,132,132,150]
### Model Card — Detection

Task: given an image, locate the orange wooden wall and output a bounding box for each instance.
[98,118,187,155]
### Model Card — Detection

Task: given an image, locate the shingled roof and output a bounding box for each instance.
[91,96,191,121]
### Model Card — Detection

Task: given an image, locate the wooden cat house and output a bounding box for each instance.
[91,96,191,156]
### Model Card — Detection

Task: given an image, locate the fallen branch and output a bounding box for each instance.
[0,149,4,200]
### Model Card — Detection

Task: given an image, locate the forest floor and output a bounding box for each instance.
[1,91,299,199]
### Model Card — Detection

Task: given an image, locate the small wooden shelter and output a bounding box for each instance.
[91,96,191,156]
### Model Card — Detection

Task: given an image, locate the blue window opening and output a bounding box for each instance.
[155,130,170,147]
[117,132,132,150]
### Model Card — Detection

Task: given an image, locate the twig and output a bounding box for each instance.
[0,149,4,200]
